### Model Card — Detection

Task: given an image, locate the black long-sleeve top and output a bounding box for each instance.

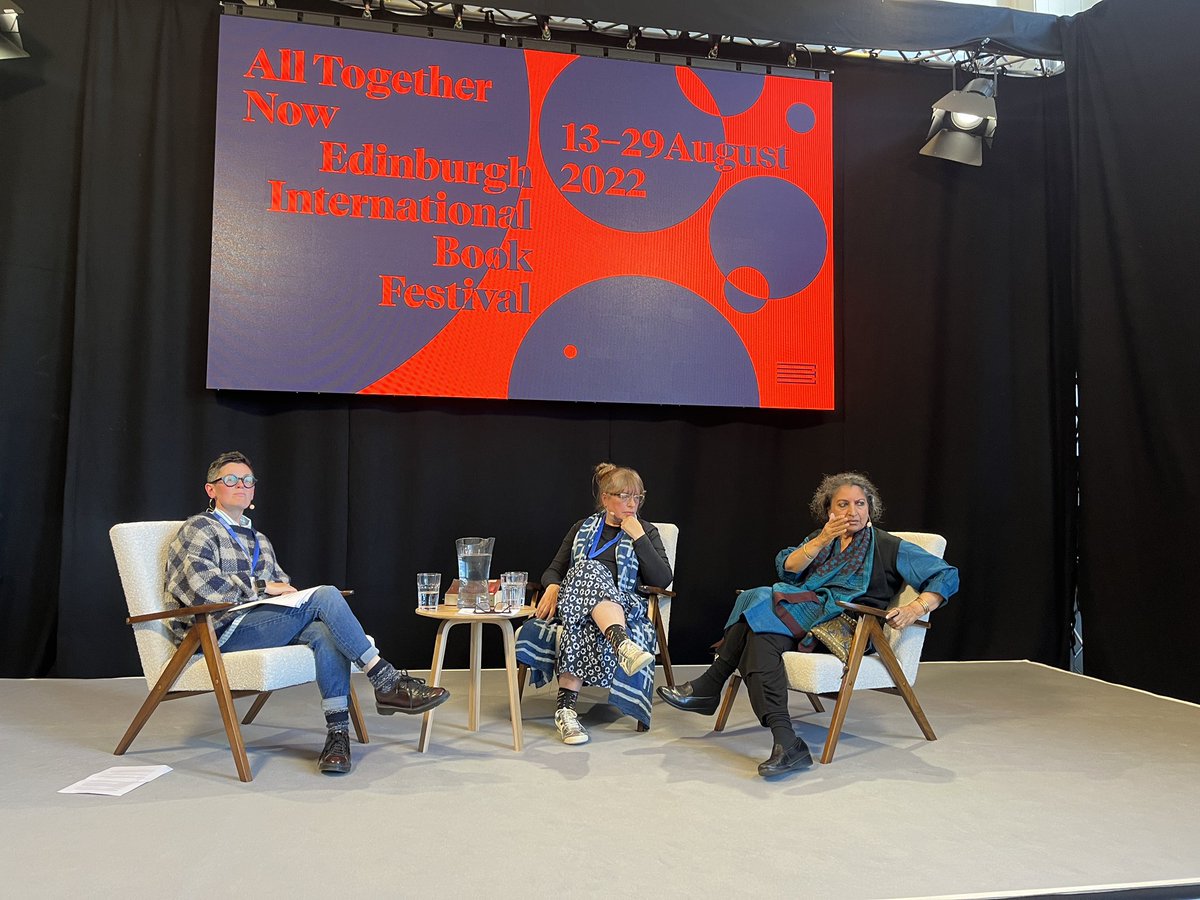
[541,516,673,593]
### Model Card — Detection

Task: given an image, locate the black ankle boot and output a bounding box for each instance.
[318,729,352,774]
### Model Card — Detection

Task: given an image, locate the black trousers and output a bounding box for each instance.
[717,620,795,732]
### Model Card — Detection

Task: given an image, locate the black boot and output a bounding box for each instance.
[318,729,352,774]
[757,738,813,777]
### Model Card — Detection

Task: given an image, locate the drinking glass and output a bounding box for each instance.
[497,571,527,612]
[416,573,441,610]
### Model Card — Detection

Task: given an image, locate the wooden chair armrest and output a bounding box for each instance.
[127,602,236,625]
[837,600,931,629]
[640,585,677,598]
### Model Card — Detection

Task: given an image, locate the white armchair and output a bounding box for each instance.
[109,521,368,781]
[714,531,946,764]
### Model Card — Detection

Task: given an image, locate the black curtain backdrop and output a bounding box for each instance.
[1063,2,1200,703]
[1,0,1095,684]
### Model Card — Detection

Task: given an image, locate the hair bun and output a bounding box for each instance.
[593,462,617,481]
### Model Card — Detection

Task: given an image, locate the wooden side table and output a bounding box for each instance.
[415,604,532,752]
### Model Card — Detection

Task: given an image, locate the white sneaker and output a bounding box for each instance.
[616,638,654,676]
[554,707,589,745]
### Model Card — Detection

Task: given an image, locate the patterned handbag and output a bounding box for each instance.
[809,613,858,663]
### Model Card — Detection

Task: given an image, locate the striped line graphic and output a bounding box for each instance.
[777,363,818,385]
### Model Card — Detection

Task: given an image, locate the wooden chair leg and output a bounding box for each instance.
[517,662,529,699]
[115,627,202,755]
[636,720,649,732]
[820,617,875,765]
[196,616,253,782]
[870,627,936,741]
[649,596,675,688]
[713,674,742,732]
[806,692,825,713]
[241,691,272,725]
[348,682,370,744]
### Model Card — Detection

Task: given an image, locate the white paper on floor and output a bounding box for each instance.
[59,765,172,797]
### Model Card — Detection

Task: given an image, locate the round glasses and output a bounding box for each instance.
[606,491,645,504]
[210,474,257,488]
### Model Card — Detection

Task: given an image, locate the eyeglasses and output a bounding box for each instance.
[210,474,258,488]
[606,491,646,504]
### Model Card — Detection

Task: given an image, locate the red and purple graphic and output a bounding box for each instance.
[208,15,834,409]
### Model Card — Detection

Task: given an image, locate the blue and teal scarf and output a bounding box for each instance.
[727,524,876,646]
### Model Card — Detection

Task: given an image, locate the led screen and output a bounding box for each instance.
[209,14,834,408]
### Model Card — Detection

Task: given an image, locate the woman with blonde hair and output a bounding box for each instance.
[516,463,673,744]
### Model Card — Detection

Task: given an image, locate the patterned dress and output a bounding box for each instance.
[516,513,670,726]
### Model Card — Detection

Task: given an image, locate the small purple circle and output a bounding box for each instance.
[786,102,816,135]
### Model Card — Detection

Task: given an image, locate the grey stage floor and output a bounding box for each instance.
[1,661,1198,900]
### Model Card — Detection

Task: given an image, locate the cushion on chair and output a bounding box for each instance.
[171,644,317,692]
[779,531,945,694]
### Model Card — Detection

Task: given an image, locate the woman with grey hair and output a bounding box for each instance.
[658,471,958,778]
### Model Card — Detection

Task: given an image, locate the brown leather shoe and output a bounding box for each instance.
[375,673,450,715]
[318,729,351,774]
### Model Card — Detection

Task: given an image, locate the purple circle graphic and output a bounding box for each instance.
[540,58,726,232]
[689,69,764,117]
[509,276,758,406]
[786,102,816,134]
[709,177,827,313]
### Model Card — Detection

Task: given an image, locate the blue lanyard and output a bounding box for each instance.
[212,513,261,573]
[588,522,622,560]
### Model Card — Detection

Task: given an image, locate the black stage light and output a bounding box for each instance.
[920,76,997,167]
[1,3,28,61]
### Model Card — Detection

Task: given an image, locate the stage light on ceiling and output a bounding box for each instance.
[920,75,997,167]
[1,2,29,61]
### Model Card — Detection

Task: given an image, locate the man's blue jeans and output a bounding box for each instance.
[219,585,378,713]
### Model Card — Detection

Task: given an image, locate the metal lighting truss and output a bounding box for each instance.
[333,1,1062,76]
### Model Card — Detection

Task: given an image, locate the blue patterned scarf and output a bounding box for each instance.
[726,524,877,644]
[572,513,638,594]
